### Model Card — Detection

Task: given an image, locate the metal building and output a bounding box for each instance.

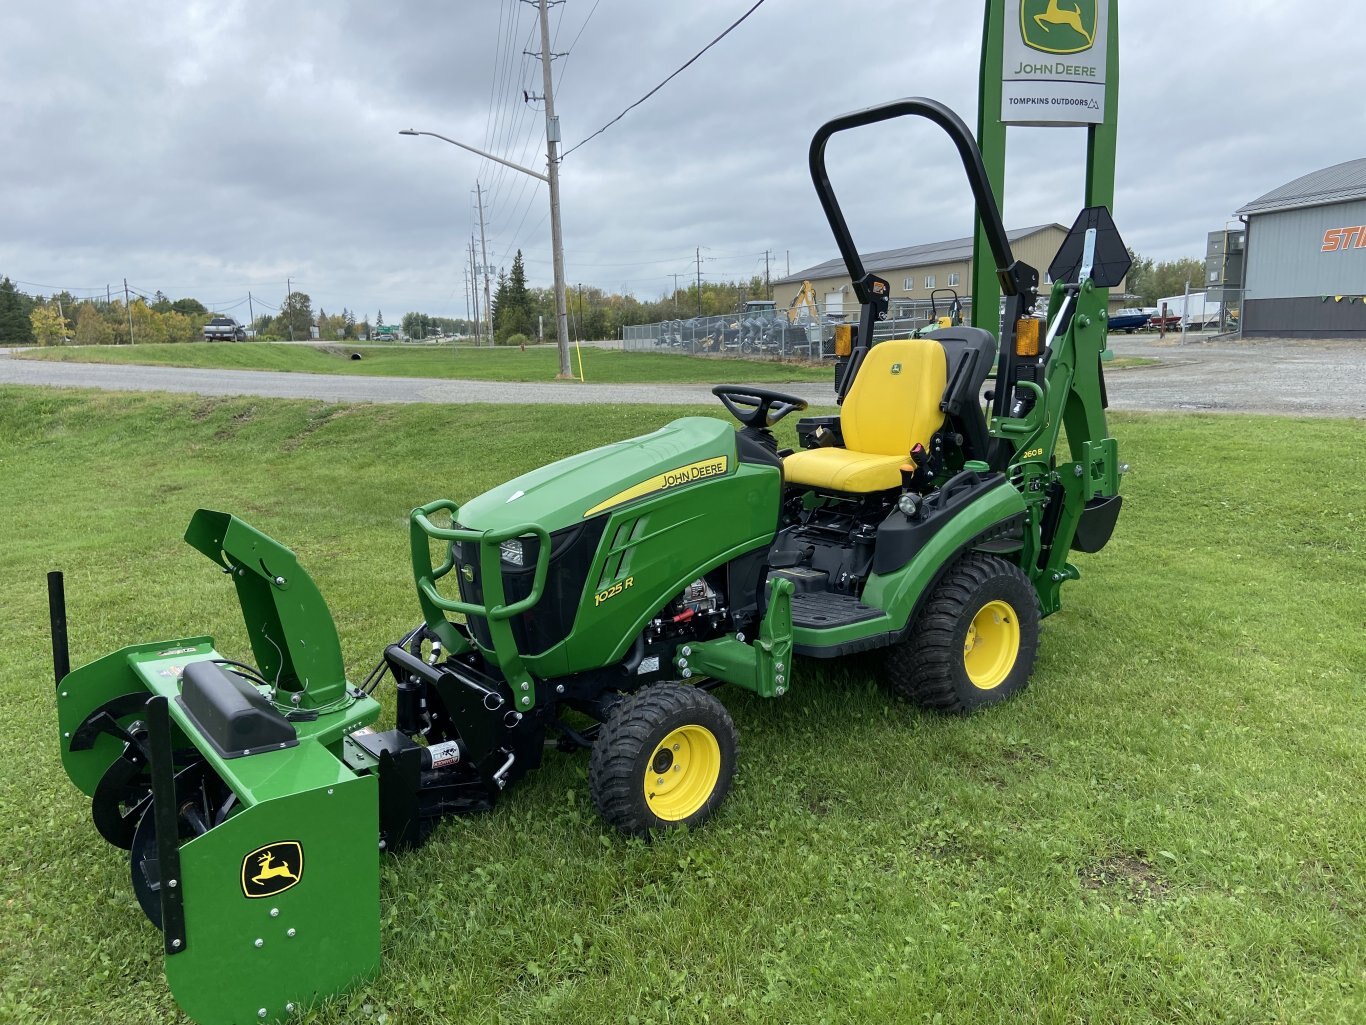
[1237,157,1366,337]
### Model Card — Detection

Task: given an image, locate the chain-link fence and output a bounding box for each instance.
[621,296,977,360]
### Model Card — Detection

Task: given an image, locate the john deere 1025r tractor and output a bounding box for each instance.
[47,98,1129,1023]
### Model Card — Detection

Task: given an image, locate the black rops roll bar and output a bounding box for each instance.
[808,97,1020,305]
[808,97,1038,413]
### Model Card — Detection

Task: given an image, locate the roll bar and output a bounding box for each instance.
[807,97,1020,305]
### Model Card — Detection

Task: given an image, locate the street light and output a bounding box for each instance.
[399,126,573,378]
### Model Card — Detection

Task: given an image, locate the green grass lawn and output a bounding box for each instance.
[2,388,1363,1024]
[14,342,834,385]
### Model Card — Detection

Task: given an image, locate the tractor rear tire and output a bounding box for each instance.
[589,683,738,838]
[887,552,1040,714]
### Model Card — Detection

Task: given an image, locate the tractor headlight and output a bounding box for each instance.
[499,539,524,566]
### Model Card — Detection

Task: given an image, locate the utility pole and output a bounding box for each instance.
[123,278,133,344]
[469,239,482,346]
[786,250,790,277]
[673,273,680,311]
[463,263,471,334]
[247,292,255,338]
[764,250,771,299]
[537,0,572,377]
[286,278,294,341]
[475,180,492,346]
[695,248,703,315]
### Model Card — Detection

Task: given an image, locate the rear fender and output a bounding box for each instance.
[861,480,1027,631]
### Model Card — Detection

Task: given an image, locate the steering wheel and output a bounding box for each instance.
[711,385,809,429]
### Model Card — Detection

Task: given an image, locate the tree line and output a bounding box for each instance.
[0,277,472,346]
[1124,253,1209,306]
[478,249,777,344]
[11,250,1210,348]
[1,278,217,345]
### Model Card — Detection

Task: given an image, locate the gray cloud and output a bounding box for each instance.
[3,1,1362,319]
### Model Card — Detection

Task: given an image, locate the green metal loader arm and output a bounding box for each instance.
[409,499,549,710]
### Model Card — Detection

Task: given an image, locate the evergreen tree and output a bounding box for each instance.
[0,277,36,344]
[505,250,532,337]
[491,269,511,339]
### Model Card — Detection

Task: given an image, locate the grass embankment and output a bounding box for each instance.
[1,389,1363,1024]
[12,340,1157,380]
[15,342,833,385]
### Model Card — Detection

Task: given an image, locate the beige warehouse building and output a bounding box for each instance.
[773,223,1126,320]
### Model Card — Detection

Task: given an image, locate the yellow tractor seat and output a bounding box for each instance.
[783,339,948,493]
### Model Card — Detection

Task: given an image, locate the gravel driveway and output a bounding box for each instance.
[2,337,1362,417]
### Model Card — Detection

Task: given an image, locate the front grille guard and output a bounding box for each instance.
[409,499,549,711]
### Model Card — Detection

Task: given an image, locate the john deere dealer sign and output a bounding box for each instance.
[1002,0,1109,126]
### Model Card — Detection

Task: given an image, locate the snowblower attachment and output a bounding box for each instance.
[52,510,383,1024]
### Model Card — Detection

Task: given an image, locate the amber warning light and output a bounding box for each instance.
[834,325,853,357]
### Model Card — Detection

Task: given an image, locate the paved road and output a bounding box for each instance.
[2,337,1363,417]
[0,354,826,406]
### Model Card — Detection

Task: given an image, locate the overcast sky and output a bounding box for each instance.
[3,1,1363,322]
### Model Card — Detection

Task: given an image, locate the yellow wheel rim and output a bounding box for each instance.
[963,599,1020,690]
[644,724,721,822]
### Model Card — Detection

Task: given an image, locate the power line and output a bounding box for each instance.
[483,4,536,206]
[561,0,769,159]
[478,0,519,187]
[553,0,601,93]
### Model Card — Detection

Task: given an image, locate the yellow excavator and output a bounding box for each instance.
[787,279,821,325]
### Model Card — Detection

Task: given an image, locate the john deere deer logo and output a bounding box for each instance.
[241,841,304,897]
[1022,0,1096,54]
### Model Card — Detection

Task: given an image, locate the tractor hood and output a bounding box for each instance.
[457,416,738,534]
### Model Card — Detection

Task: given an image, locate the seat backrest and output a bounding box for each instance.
[842,339,948,457]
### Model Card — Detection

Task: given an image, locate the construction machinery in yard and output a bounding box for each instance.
[47,97,1128,1024]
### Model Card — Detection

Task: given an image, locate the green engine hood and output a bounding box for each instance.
[457,416,738,533]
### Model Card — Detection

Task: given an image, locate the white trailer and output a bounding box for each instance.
[1156,291,1220,329]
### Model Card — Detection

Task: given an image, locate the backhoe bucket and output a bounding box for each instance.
[51,510,384,1024]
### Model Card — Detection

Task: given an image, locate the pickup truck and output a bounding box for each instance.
[203,315,247,342]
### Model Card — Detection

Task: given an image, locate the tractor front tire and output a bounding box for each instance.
[589,683,738,837]
[887,553,1040,714]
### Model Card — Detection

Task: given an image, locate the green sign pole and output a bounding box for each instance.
[972,5,1009,331]
[972,0,1120,330]
[1086,16,1120,210]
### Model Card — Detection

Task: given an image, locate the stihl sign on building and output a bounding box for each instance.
[1321,226,1366,251]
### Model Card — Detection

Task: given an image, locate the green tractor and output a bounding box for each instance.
[47,98,1128,1023]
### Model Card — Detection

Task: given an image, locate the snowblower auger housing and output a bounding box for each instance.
[49,96,1126,1025]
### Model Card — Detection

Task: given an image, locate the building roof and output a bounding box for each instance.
[1236,157,1366,217]
[773,224,1064,286]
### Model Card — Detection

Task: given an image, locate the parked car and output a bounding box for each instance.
[203,316,247,342]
